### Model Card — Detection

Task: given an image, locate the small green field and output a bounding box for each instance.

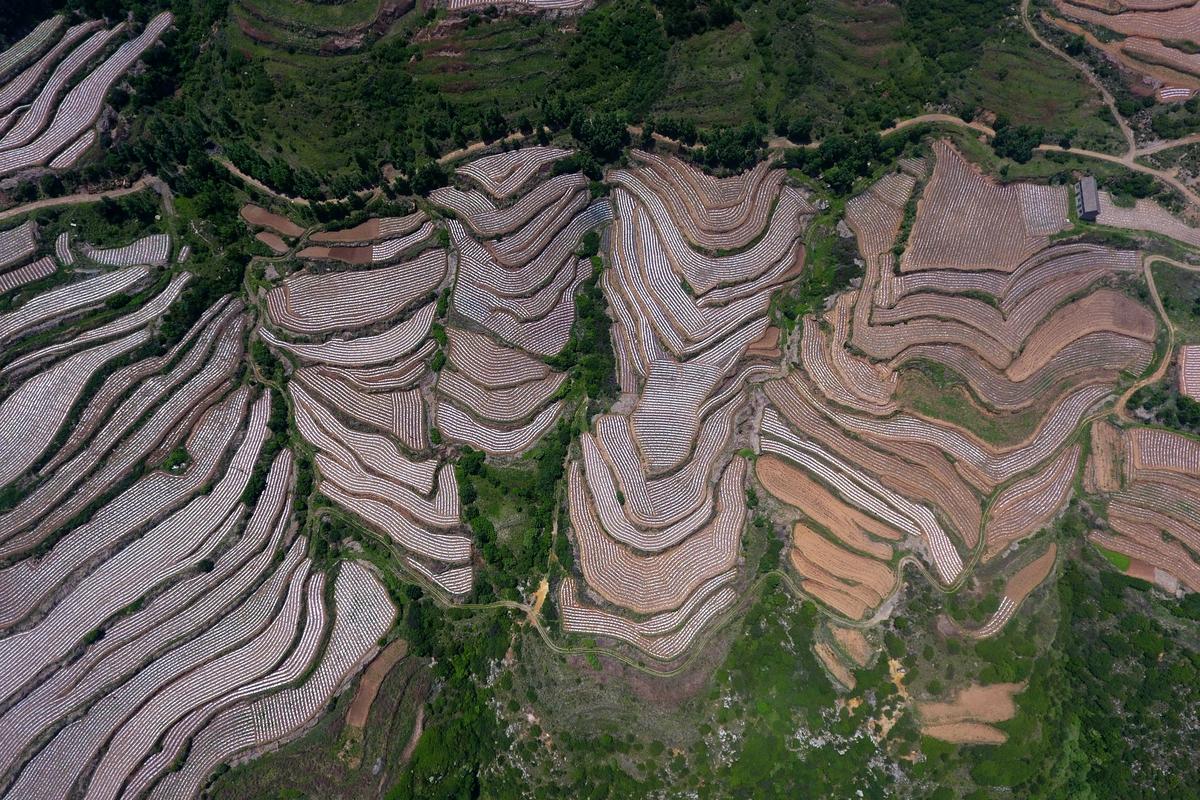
[1095,544,1132,571]
[1151,258,1200,344]
[239,0,391,33]
[956,35,1125,154]
[897,365,1044,447]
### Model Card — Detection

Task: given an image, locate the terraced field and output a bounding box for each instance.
[1087,426,1200,592]
[6,29,1200,788]
[756,139,1166,635]
[0,198,395,799]
[1052,0,1200,94]
[0,13,169,177]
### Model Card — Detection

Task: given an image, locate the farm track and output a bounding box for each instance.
[0,176,165,222]
[1018,0,1200,211]
[1020,0,1136,155]
[1113,253,1177,422]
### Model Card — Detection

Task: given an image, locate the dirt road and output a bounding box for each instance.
[0,176,166,222]
[1020,0,1136,156]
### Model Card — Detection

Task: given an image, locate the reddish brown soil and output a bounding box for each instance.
[1005,543,1057,603]
[346,639,408,729]
[255,231,289,254]
[747,325,781,359]
[311,219,383,243]
[296,244,372,264]
[240,204,304,238]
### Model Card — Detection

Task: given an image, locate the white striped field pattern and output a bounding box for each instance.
[0,13,171,176]
[3,117,1187,799]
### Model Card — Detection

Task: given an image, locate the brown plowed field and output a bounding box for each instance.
[831,625,874,667]
[346,638,408,729]
[766,378,983,546]
[919,683,1023,725]
[311,218,386,243]
[922,722,1009,744]
[792,524,895,599]
[1056,1,1200,44]
[747,325,781,359]
[1007,291,1157,382]
[296,244,373,264]
[798,575,872,621]
[1005,543,1058,603]
[757,454,900,560]
[255,231,288,254]
[1122,37,1200,79]
[1126,556,1157,582]
[1087,420,1124,493]
[240,204,304,238]
[901,142,1056,273]
[815,642,856,689]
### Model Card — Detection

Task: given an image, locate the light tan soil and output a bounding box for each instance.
[814,642,856,690]
[922,722,1009,744]
[345,639,408,729]
[919,683,1024,726]
[1005,543,1058,603]
[831,625,874,667]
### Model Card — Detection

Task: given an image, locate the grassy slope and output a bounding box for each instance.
[653,22,763,128]
[1152,259,1200,344]
[896,368,1044,448]
[956,29,1126,153]
[198,0,1121,193]
[407,18,561,119]
[238,0,387,31]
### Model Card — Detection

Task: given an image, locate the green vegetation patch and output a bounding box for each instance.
[1152,258,1200,344]
[238,0,393,34]
[897,363,1043,447]
[1095,544,1132,572]
[1127,378,1200,436]
[956,27,1123,153]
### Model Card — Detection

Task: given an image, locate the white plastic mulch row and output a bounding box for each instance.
[0,444,291,781]
[0,22,98,116]
[570,458,744,613]
[269,249,443,335]
[0,328,149,488]
[0,387,249,629]
[0,255,54,293]
[0,387,272,706]
[0,264,148,343]
[0,13,172,176]
[4,270,189,374]
[259,301,434,366]
[81,232,172,266]
[0,219,37,270]
[148,562,394,800]
[0,17,64,80]
[0,304,244,554]
[456,145,572,199]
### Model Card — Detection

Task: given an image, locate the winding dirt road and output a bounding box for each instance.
[1019,0,1200,209]
[0,176,166,222]
[1020,0,1136,156]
